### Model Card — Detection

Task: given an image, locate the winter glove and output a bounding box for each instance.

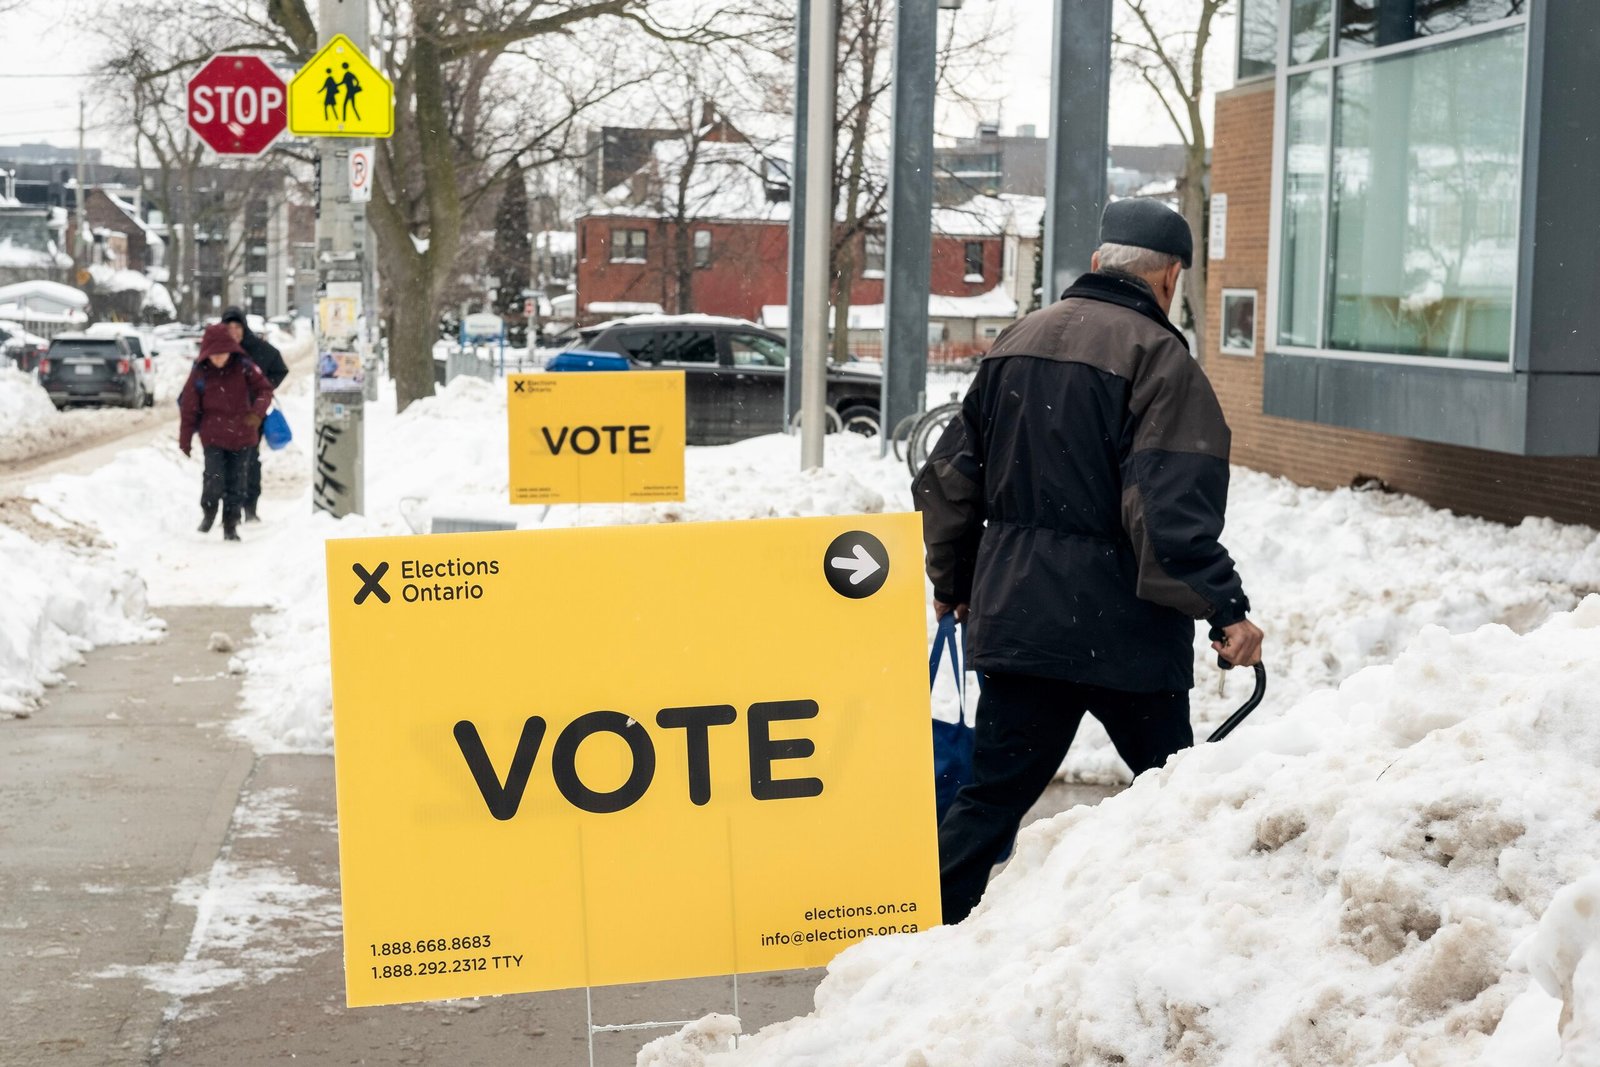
[244,413,262,429]
[180,440,192,458]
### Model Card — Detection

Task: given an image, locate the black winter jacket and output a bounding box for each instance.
[913,271,1250,693]
[221,307,289,388]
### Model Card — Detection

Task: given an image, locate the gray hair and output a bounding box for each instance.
[1095,242,1183,277]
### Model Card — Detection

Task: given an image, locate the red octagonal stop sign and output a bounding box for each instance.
[187,54,287,156]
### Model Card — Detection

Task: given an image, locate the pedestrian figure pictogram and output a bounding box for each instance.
[288,34,393,138]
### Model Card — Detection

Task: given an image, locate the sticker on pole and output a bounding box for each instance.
[506,371,685,505]
[288,34,394,138]
[325,513,939,1007]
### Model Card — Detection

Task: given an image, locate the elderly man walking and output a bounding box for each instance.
[915,198,1264,924]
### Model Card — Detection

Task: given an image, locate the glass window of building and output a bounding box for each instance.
[1237,0,1279,80]
[1275,6,1527,365]
[1337,0,1524,54]
[1325,29,1524,361]
[1277,70,1330,348]
[693,229,711,269]
[964,242,985,281]
[610,228,648,262]
[863,231,886,276]
[1290,0,1332,64]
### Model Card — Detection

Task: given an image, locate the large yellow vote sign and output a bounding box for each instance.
[326,513,938,1007]
[506,371,685,505]
[288,34,394,138]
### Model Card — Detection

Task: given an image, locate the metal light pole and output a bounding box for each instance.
[784,0,810,430]
[799,0,837,471]
[879,0,942,456]
[1042,0,1113,301]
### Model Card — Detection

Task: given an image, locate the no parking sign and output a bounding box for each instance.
[348,147,373,204]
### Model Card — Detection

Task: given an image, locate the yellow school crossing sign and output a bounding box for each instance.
[288,34,393,138]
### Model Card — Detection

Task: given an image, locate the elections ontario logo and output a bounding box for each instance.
[352,555,502,606]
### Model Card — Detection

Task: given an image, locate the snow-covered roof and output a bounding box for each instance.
[931,194,1046,239]
[0,240,71,270]
[584,302,668,319]
[761,286,1019,331]
[589,136,792,225]
[0,280,90,310]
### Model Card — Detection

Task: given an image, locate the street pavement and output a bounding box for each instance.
[1,608,1115,1066]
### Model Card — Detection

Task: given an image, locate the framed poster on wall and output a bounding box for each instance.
[1221,289,1257,357]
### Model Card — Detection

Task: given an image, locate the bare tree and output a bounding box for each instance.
[258,0,747,409]
[94,0,304,321]
[1114,0,1229,354]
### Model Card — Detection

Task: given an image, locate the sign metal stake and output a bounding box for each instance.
[584,974,742,1067]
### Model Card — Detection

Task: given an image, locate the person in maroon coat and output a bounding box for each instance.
[178,323,274,541]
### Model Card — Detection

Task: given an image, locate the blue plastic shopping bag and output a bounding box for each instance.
[262,406,292,450]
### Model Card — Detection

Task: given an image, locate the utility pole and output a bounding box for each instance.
[783,0,811,430]
[1042,0,1113,301]
[799,0,837,471]
[312,0,369,517]
[880,0,939,456]
[74,96,88,276]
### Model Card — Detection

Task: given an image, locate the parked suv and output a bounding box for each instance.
[38,334,156,409]
[564,315,881,444]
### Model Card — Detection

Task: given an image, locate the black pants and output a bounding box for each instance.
[201,445,250,526]
[938,672,1193,924]
[244,432,263,510]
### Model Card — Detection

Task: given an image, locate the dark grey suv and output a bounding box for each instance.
[38,335,155,409]
[566,317,881,445]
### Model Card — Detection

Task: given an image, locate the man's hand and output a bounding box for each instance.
[244,413,262,429]
[1212,618,1264,667]
[179,440,192,458]
[934,600,969,624]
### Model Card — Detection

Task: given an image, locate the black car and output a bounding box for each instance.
[38,335,156,410]
[566,316,882,445]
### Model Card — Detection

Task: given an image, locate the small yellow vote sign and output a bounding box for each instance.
[506,371,685,505]
[326,514,938,1007]
[288,34,394,138]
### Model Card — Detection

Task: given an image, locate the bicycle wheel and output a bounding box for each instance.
[906,401,963,477]
[889,412,921,462]
[788,405,844,434]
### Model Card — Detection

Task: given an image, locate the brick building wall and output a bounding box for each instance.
[1205,80,1600,529]
[575,215,1003,325]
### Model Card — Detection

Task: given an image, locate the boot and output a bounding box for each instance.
[243,504,260,523]
[223,523,241,542]
[198,506,217,534]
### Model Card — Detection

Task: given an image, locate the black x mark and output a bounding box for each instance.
[353,562,391,605]
[512,380,527,393]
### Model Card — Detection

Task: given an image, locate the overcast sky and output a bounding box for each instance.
[0,0,1234,161]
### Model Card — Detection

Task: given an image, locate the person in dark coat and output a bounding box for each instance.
[220,307,288,522]
[179,323,274,542]
[914,198,1264,924]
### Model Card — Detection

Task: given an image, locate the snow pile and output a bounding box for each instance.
[231,377,889,754]
[0,508,159,714]
[646,599,1600,1067]
[0,367,63,462]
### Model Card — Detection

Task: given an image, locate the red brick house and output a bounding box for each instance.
[575,128,1025,327]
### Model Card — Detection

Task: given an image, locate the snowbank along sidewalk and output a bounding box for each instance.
[639,599,1600,1067]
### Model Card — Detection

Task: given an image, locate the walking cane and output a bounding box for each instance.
[1206,625,1267,743]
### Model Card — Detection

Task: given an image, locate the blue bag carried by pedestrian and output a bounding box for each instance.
[930,612,974,825]
[263,406,292,450]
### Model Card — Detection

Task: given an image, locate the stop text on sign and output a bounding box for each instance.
[190,84,285,127]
